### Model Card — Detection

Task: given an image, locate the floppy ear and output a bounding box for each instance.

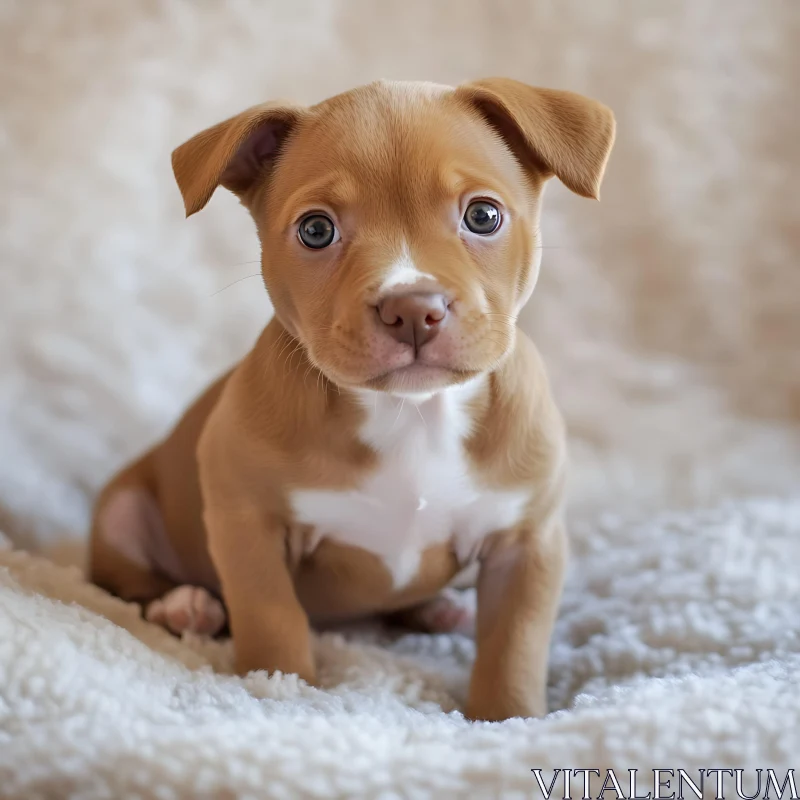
[455,78,615,199]
[171,102,306,217]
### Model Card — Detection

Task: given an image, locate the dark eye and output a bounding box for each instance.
[298,214,337,249]
[463,200,501,235]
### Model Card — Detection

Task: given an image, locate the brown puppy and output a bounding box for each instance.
[89,79,614,721]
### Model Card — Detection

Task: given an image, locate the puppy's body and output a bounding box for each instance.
[90,79,614,721]
[94,322,562,613]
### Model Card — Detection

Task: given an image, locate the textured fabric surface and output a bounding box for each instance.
[2,499,800,798]
[1,1,799,797]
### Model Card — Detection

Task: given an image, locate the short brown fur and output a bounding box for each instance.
[90,78,614,721]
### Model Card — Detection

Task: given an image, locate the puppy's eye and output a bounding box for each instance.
[298,214,337,249]
[463,201,501,235]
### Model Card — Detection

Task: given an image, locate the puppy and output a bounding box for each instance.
[89,78,614,721]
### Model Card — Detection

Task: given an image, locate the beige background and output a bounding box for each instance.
[1,1,798,551]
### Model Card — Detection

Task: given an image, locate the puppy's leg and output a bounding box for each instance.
[465,518,567,721]
[90,482,176,604]
[205,505,316,683]
[197,369,315,682]
[91,481,227,636]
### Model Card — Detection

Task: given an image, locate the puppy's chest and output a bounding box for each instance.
[290,389,529,589]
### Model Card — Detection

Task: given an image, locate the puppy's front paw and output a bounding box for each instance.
[235,650,317,686]
[145,585,227,637]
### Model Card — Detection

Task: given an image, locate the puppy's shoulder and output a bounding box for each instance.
[200,321,364,466]
[467,330,566,488]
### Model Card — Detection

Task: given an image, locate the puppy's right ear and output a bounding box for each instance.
[171,102,306,217]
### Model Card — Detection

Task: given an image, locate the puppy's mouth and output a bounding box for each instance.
[363,362,478,394]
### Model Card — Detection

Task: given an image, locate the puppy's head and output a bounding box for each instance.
[173,79,615,394]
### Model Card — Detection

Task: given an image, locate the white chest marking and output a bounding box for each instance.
[290,380,530,589]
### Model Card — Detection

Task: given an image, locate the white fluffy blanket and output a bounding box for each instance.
[2,499,800,797]
[2,1,799,797]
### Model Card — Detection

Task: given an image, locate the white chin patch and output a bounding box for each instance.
[389,390,436,403]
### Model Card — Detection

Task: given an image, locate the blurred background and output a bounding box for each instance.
[1,1,798,553]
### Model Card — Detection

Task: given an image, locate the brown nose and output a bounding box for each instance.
[377,292,448,350]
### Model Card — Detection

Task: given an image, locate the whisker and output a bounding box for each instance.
[289,342,305,370]
[480,338,509,350]
[211,273,262,296]
[480,325,510,339]
[413,402,427,429]
[283,342,300,373]
[484,312,516,322]
[218,259,262,269]
[274,335,297,365]
[393,398,406,429]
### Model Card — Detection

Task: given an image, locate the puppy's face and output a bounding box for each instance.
[173,80,615,394]
[258,84,542,394]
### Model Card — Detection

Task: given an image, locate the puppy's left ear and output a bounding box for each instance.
[455,78,615,199]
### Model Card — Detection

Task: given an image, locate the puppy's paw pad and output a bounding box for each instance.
[412,590,475,634]
[145,585,226,637]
